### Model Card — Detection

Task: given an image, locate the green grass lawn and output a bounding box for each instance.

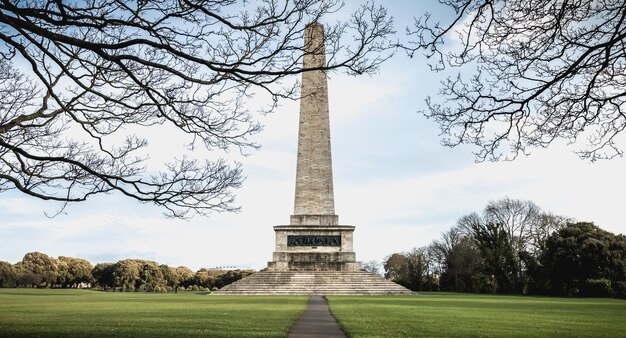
[0,289,308,337]
[3,289,626,337]
[327,292,626,337]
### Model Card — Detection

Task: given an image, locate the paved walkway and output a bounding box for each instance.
[288,295,347,338]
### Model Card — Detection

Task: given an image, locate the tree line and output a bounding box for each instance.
[0,252,251,292]
[377,198,626,299]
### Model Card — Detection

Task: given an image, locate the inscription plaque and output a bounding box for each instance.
[287,235,341,247]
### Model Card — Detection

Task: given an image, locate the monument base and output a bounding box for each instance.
[267,225,361,272]
[212,270,416,295]
[213,224,414,295]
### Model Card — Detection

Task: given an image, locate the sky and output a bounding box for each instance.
[1,1,625,271]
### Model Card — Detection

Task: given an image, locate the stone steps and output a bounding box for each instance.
[212,271,415,295]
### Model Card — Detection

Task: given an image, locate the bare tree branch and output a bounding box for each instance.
[406,0,626,161]
[0,0,394,217]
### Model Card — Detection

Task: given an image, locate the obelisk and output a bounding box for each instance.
[267,22,359,272]
[292,22,338,226]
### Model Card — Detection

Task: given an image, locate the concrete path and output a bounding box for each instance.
[288,295,347,338]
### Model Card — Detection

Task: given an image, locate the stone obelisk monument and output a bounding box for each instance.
[267,22,360,272]
[214,23,413,294]
[293,22,336,222]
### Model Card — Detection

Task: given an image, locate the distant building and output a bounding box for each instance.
[208,266,254,272]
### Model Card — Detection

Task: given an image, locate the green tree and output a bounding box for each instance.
[472,222,519,294]
[540,222,626,298]
[0,261,18,287]
[57,256,93,288]
[404,247,434,291]
[160,265,179,290]
[437,236,485,293]
[383,253,408,285]
[194,269,216,289]
[56,258,70,287]
[92,263,115,290]
[17,271,42,287]
[113,260,141,291]
[176,266,195,289]
[21,252,58,287]
[137,260,166,291]
[383,249,436,291]
[214,270,253,289]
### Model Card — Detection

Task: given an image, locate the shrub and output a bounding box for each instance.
[611,281,626,299]
[580,278,614,298]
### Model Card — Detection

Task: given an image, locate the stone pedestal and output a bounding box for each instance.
[267,225,361,272]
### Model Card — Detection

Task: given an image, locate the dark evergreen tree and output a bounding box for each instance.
[540,222,626,298]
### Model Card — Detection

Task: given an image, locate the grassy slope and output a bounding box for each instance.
[0,289,307,337]
[327,292,626,337]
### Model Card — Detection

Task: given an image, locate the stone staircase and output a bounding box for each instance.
[212,271,415,295]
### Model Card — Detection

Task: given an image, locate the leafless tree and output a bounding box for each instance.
[428,225,464,273]
[407,0,626,161]
[527,212,572,254]
[484,198,541,255]
[458,198,560,256]
[362,260,382,276]
[0,0,394,217]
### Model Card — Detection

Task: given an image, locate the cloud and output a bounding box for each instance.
[328,72,406,126]
[0,197,48,215]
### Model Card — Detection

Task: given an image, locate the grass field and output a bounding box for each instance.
[0,289,308,337]
[327,292,626,337]
[2,289,625,337]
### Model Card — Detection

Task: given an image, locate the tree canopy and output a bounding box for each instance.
[56,256,93,287]
[408,0,626,161]
[541,222,626,297]
[20,251,58,287]
[0,0,393,217]
[0,261,18,287]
